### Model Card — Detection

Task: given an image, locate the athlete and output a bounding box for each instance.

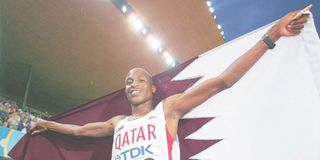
[31,10,310,160]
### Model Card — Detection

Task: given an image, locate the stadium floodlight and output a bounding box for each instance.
[121,5,127,13]
[141,28,148,35]
[209,7,214,13]
[147,35,161,50]
[206,1,212,7]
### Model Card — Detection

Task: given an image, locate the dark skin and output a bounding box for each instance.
[31,10,310,139]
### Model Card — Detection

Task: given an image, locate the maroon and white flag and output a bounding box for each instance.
[173,14,320,159]
[10,15,320,160]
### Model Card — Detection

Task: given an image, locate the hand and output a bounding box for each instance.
[282,11,310,36]
[268,10,310,41]
[30,118,48,135]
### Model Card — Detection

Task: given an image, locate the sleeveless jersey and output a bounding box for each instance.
[111,102,179,160]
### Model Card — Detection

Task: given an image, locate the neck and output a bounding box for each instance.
[131,100,153,117]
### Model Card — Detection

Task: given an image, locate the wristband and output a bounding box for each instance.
[262,34,276,49]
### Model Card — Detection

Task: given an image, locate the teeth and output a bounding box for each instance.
[131,90,140,95]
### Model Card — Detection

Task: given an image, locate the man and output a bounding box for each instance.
[31,10,310,160]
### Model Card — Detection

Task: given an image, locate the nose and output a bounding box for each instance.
[131,80,139,87]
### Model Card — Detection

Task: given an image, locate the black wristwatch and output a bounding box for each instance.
[262,34,276,49]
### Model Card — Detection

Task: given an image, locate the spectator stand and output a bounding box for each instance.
[0,96,50,159]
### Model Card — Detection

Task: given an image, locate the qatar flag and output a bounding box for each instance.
[174,14,320,159]
[10,15,320,160]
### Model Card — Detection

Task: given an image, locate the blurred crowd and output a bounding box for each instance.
[0,97,48,133]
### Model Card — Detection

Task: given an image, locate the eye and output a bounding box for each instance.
[126,79,133,85]
[139,79,145,82]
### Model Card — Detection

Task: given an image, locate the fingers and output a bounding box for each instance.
[291,15,309,24]
[286,10,301,21]
[288,16,308,33]
[30,118,48,135]
[291,4,313,20]
[284,10,309,36]
[31,127,47,135]
[287,24,304,31]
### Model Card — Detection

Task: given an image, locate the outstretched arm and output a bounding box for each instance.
[31,115,126,137]
[165,10,310,118]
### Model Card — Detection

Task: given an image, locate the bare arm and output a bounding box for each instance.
[31,115,126,137]
[164,10,310,118]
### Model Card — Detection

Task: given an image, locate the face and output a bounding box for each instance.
[125,68,156,107]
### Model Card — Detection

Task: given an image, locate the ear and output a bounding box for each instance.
[152,85,156,93]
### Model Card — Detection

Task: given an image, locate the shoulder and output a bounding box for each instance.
[162,94,183,119]
[108,115,127,127]
[163,94,182,108]
[110,115,126,122]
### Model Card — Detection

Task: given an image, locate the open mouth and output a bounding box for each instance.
[129,89,142,96]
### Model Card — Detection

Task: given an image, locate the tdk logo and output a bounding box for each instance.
[115,144,154,160]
